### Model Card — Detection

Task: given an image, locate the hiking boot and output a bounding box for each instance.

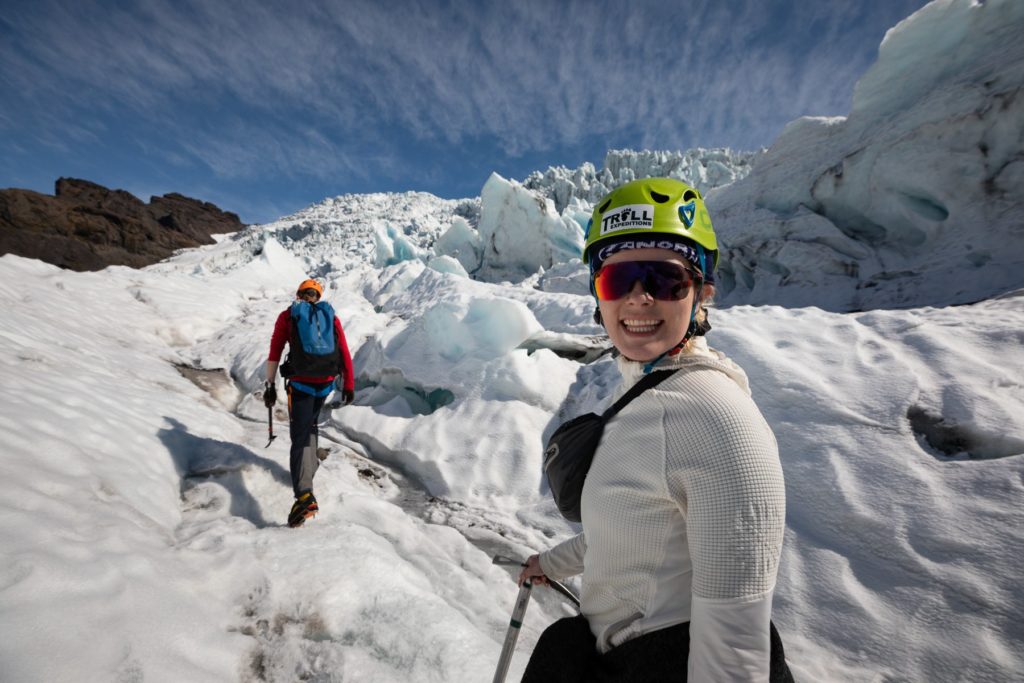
[288,491,318,528]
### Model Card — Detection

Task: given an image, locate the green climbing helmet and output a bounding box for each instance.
[583,177,719,269]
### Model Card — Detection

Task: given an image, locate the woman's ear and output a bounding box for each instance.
[700,282,716,303]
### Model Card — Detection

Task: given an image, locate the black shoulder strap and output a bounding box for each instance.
[602,369,676,420]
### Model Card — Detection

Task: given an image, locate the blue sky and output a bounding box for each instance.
[0,0,930,224]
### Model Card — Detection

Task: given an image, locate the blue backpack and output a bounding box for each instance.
[285,301,341,377]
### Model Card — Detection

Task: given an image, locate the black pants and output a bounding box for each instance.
[521,615,794,683]
[287,382,329,497]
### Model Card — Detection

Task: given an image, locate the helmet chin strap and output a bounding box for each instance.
[643,243,710,373]
[642,285,704,374]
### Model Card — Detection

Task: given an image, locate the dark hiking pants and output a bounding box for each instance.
[521,615,795,682]
[287,381,329,497]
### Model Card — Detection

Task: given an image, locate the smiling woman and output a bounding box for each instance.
[519,178,793,682]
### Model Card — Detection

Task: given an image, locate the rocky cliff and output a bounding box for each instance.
[0,178,244,271]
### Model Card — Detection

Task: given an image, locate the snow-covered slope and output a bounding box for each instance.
[1,1,1023,682]
[2,238,1022,681]
[235,191,478,278]
[709,0,1024,311]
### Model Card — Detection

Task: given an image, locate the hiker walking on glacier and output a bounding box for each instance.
[519,178,794,681]
[263,278,355,528]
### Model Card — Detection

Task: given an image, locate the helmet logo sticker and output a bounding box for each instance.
[600,204,654,235]
[679,201,696,228]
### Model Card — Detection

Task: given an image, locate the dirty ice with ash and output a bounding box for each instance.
[1,1,1022,681]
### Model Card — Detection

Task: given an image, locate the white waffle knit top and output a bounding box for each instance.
[539,338,786,682]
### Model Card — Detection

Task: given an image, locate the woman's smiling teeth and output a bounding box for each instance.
[621,319,662,334]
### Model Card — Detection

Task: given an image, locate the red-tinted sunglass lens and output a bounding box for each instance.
[593,261,696,301]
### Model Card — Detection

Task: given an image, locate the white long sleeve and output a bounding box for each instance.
[539,532,586,579]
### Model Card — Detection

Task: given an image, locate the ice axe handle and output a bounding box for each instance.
[491,555,580,609]
[265,405,276,448]
[492,582,532,683]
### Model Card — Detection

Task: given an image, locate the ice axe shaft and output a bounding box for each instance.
[492,581,532,683]
[265,405,276,448]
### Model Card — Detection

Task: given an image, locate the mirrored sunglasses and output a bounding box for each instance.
[299,288,320,299]
[593,261,700,301]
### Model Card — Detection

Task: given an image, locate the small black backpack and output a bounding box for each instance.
[544,370,676,522]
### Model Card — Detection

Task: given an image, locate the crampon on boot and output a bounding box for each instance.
[288,491,318,528]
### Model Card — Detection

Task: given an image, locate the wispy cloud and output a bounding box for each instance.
[0,0,930,203]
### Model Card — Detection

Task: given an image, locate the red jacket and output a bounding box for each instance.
[269,308,355,390]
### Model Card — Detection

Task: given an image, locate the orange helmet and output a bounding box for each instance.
[296,278,323,297]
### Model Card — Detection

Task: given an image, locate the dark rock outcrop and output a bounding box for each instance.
[0,178,245,271]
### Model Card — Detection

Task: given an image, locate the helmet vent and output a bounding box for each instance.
[598,199,612,212]
[650,190,670,203]
[683,190,699,201]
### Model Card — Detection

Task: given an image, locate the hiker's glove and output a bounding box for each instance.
[342,388,355,405]
[263,382,277,407]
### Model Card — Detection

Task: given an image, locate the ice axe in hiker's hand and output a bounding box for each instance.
[263,382,278,448]
[492,554,581,609]
[493,581,531,683]
[266,405,276,448]
[489,554,581,683]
